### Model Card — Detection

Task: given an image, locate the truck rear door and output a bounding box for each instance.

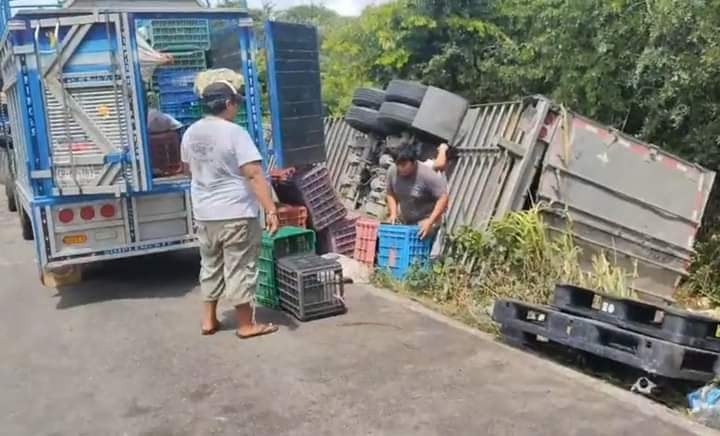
[32,13,146,195]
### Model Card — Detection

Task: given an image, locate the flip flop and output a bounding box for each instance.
[201,320,221,336]
[236,323,279,340]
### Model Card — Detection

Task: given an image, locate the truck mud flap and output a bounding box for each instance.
[492,299,720,382]
[552,284,720,353]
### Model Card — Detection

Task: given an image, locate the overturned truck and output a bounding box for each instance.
[324,95,716,302]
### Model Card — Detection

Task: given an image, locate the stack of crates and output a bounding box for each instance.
[148,19,210,126]
[318,215,357,256]
[273,165,347,232]
[256,226,315,309]
[354,217,380,265]
[276,254,346,321]
[377,224,433,279]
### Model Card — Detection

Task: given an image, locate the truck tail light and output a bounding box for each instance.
[80,206,95,221]
[58,208,74,223]
[100,204,116,218]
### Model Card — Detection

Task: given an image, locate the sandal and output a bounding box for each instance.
[236,323,279,339]
[201,320,221,336]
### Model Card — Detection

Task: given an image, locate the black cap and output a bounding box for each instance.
[201,81,238,103]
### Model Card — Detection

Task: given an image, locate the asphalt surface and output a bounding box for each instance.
[0,200,713,436]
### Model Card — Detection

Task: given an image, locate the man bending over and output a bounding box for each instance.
[386,145,449,240]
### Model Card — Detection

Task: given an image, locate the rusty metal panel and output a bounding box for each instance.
[538,111,716,300]
[323,117,359,190]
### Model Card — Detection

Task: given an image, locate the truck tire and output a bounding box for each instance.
[351,88,385,109]
[20,208,33,241]
[378,102,418,131]
[5,183,16,212]
[345,105,386,136]
[385,80,427,107]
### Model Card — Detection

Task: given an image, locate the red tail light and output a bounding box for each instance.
[58,209,74,223]
[80,206,95,221]
[100,204,116,218]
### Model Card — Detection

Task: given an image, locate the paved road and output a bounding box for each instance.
[0,202,713,436]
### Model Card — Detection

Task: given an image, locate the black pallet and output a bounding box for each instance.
[276,254,346,322]
[492,299,720,382]
[553,284,720,353]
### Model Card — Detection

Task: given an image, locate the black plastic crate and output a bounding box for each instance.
[492,299,720,382]
[272,165,346,231]
[276,254,346,322]
[552,284,720,353]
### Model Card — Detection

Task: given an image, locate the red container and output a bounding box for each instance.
[354,217,380,265]
[277,203,308,228]
[149,130,183,177]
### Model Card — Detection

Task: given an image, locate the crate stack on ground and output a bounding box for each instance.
[492,284,720,384]
[272,165,349,253]
[354,217,380,265]
[256,226,315,309]
[147,19,210,125]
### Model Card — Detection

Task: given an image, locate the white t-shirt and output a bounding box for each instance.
[181,117,262,221]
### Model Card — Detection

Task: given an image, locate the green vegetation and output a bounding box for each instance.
[374,206,635,331]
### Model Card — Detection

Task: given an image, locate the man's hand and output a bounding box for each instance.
[387,214,398,224]
[417,218,434,240]
[265,211,279,235]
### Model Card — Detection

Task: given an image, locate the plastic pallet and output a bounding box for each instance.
[552,284,720,353]
[277,203,308,228]
[255,227,316,309]
[354,217,380,265]
[318,216,357,256]
[493,299,720,382]
[276,254,346,322]
[377,224,433,279]
[273,165,346,231]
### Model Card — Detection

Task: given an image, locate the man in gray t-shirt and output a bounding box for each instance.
[386,145,449,240]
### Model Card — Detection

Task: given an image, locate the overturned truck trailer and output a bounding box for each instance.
[324,96,716,301]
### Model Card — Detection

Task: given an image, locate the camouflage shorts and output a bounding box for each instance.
[196,218,261,306]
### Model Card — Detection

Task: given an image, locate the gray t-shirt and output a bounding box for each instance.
[181,116,262,221]
[387,163,448,224]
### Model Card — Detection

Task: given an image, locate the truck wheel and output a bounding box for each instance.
[20,209,33,241]
[351,88,386,110]
[385,80,427,107]
[5,183,16,212]
[345,105,387,136]
[378,102,418,132]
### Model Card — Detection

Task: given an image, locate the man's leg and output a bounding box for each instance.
[222,218,278,339]
[197,221,224,335]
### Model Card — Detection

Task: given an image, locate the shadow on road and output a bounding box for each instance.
[55,249,200,309]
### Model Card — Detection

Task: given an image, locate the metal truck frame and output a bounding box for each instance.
[0,0,267,279]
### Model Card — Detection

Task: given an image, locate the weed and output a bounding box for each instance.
[378,204,637,328]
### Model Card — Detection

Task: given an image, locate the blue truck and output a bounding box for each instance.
[0,0,326,283]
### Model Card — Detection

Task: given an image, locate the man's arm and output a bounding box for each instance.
[239,161,276,214]
[385,166,399,223]
[418,171,449,239]
[433,143,449,172]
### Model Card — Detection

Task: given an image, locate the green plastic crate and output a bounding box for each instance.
[255,227,316,309]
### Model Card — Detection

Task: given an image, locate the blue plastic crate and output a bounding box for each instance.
[155,69,197,88]
[159,91,198,106]
[377,224,433,279]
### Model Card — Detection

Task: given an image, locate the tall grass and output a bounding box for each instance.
[376,204,637,331]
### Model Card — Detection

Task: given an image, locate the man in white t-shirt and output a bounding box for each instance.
[181,81,279,339]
